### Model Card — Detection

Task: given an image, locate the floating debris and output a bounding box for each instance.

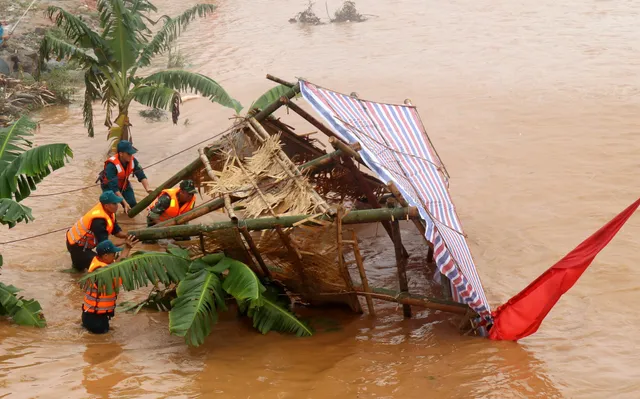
[289,1,324,25]
[332,1,367,23]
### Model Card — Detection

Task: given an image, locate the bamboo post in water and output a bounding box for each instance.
[335,207,363,313]
[350,230,375,316]
[275,226,311,292]
[387,198,412,318]
[130,207,420,240]
[239,227,271,279]
[329,138,409,258]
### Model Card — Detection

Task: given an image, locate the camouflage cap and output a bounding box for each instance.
[179,179,197,194]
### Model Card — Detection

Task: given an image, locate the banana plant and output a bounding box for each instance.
[38,0,242,145]
[0,117,73,327]
[79,247,312,347]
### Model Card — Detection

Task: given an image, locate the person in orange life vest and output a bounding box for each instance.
[81,237,138,334]
[100,140,152,213]
[146,180,197,227]
[66,190,129,272]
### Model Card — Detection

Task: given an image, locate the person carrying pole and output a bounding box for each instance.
[146,180,197,227]
[81,237,138,334]
[66,190,130,271]
[98,140,152,213]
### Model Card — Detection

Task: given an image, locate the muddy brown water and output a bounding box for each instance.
[2,0,640,397]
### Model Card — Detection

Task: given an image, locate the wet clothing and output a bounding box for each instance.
[81,257,121,334]
[66,205,122,271]
[146,188,196,226]
[101,156,146,208]
[82,311,111,334]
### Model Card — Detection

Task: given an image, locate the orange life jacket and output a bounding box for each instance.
[103,154,135,190]
[82,258,120,315]
[148,188,196,222]
[66,203,115,249]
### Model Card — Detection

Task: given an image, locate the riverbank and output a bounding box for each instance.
[0,0,92,123]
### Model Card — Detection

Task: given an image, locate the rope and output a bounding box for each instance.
[28,124,238,198]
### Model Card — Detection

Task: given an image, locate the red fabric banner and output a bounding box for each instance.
[489,198,640,341]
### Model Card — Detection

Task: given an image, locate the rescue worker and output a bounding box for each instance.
[146,180,197,227]
[66,190,128,271]
[99,140,152,213]
[81,237,138,334]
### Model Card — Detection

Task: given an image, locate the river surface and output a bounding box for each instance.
[2,0,640,397]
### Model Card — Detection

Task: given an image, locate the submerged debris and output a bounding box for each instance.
[139,108,169,122]
[0,75,57,126]
[332,1,367,22]
[289,1,324,25]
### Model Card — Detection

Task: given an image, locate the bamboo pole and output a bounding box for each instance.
[266,74,295,87]
[153,150,366,229]
[154,197,226,227]
[130,207,420,240]
[253,84,300,121]
[248,118,332,215]
[275,226,310,291]
[351,230,375,316]
[239,227,271,279]
[127,144,222,217]
[283,98,341,140]
[386,181,434,263]
[130,82,300,218]
[233,227,258,271]
[198,148,238,223]
[387,198,411,318]
[352,286,470,315]
[335,208,362,313]
[328,137,364,164]
[329,139,409,258]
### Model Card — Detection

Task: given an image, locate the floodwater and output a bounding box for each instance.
[2,0,640,397]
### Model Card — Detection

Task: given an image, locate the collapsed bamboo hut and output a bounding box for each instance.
[129,75,490,335]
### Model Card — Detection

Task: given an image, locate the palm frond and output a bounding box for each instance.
[37,35,99,78]
[0,198,34,228]
[108,0,142,76]
[45,6,106,53]
[142,70,242,113]
[136,4,216,69]
[250,84,300,112]
[212,257,264,301]
[247,297,312,337]
[0,117,73,201]
[0,282,46,327]
[169,268,226,346]
[132,85,181,113]
[78,252,190,295]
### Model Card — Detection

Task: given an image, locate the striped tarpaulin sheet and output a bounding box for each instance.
[299,80,492,323]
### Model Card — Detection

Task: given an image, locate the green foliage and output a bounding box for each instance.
[0,199,34,228]
[81,251,312,347]
[0,282,46,327]
[170,268,226,346]
[0,117,69,328]
[38,0,241,139]
[249,84,300,112]
[0,117,74,201]
[78,252,190,295]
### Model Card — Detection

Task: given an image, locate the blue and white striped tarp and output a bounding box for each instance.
[299,80,492,323]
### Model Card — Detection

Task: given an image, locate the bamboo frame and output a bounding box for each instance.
[248,118,331,215]
[351,230,375,316]
[335,208,363,313]
[198,147,238,222]
[239,227,272,279]
[387,198,411,318]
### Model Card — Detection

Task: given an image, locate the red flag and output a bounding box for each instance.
[489,197,640,341]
